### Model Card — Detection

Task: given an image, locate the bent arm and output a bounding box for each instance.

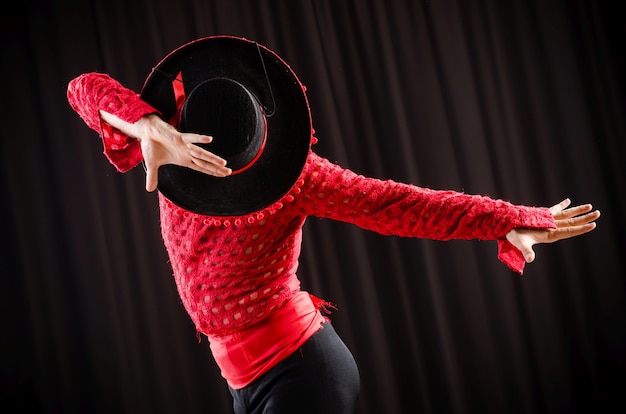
[67,73,231,189]
[67,72,158,171]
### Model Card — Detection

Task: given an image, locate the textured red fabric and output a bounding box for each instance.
[67,73,156,171]
[208,290,327,388]
[67,72,556,388]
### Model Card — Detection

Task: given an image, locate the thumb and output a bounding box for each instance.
[145,164,158,192]
[520,246,536,263]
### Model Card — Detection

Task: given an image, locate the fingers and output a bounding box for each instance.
[553,203,594,220]
[550,199,600,230]
[182,131,231,177]
[190,157,232,177]
[187,143,231,177]
[144,164,159,192]
[549,198,571,215]
[555,209,600,228]
[548,222,597,243]
[182,132,213,145]
[548,201,600,241]
[187,143,227,166]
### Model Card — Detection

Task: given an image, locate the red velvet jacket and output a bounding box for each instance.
[67,73,556,388]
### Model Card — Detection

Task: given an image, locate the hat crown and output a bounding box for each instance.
[180,78,265,172]
[141,36,312,216]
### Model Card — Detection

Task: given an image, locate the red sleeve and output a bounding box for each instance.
[299,153,556,274]
[67,72,160,172]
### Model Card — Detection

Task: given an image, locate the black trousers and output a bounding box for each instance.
[229,323,360,414]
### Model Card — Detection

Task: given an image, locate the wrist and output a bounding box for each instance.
[133,113,162,141]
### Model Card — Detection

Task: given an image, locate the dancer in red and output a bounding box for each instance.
[67,36,599,414]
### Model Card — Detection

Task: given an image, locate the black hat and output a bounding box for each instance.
[140,36,312,216]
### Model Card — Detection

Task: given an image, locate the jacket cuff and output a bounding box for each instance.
[496,206,556,274]
[100,120,144,172]
[98,98,158,172]
[497,238,526,275]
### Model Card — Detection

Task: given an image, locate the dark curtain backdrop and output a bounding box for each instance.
[2,0,624,413]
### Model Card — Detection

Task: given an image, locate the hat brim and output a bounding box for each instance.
[140,36,311,216]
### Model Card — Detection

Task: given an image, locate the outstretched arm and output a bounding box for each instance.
[506,198,600,263]
[299,153,599,274]
[99,111,231,192]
